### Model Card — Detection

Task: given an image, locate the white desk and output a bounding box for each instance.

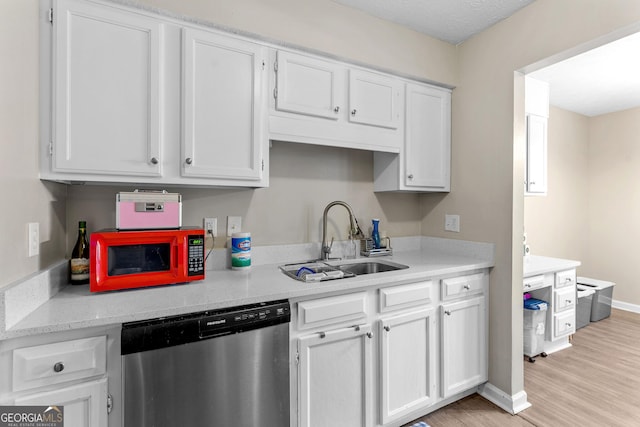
[523,255,581,354]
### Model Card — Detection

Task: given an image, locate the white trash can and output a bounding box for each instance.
[524,298,547,362]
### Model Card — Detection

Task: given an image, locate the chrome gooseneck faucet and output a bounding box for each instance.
[321,201,364,260]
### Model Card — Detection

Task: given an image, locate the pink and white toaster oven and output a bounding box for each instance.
[116,190,182,230]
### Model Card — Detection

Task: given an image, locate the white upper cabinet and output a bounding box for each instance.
[525,76,550,195]
[269,50,403,152]
[348,69,402,129]
[49,0,163,177]
[42,0,268,187]
[181,27,266,182]
[374,82,451,192]
[274,50,343,120]
[526,114,548,194]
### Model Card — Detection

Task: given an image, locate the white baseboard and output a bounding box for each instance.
[477,382,531,415]
[612,300,640,314]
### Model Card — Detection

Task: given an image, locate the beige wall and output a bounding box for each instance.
[422,0,640,398]
[0,1,67,288]
[587,107,640,305]
[524,106,590,261]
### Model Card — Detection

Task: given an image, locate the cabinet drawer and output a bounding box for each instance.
[555,269,576,289]
[523,275,546,292]
[13,336,106,392]
[379,280,432,312]
[554,286,576,313]
[553,310,576,338]
[442,273,484,300]
[297,292,368,330]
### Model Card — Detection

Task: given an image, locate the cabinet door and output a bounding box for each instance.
[298,325,373,427]
[379,308,436,424]
[348,70,401,129]
[275,51,343,120]
[52,0,162,177]
[440,296,487,398]
[182,28,266,181]
[14,378,108,427]
[405,83,451,190]
[526,114,548,194]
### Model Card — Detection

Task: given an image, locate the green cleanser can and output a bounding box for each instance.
[231,232,251,269]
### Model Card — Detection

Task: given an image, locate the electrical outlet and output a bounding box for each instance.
[445,214,460,232]
[28,222,39,257]
[204,217,217,237]
[227,216,242,236]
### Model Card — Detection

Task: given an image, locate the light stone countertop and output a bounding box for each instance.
[1,237,494,340]
[523,254,581,278]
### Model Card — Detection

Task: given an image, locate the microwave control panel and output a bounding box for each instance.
[188,234,205,276]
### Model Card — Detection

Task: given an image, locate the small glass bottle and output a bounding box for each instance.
[372,219,381,249]
[70,221,90,285]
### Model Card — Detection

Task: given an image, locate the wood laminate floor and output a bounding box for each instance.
[404,309,640,426]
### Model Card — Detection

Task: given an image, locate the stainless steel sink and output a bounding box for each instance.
[279,259,408,282]
[332,260,409,275]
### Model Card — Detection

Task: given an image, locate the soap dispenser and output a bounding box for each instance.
[372,219,381,249]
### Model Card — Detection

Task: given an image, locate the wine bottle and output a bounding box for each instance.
[70,221,90,285]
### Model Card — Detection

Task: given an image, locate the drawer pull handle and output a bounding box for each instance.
[53,362,64,373]
[463,284,471,290]
[383,325,391,332]
[444,310,452,316]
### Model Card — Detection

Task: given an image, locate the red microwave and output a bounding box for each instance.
[90,228,205,292]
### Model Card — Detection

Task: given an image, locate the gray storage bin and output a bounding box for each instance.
[577,277,615,321]
[576,286,595,329]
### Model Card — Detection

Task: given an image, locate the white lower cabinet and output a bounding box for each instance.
[379,308,436,424]
[291,270,488,427]
[15,378,108,427]
[0,326,120,427]
[440,295,487,398]
[297,325,373,427]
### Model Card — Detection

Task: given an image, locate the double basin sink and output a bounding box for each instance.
[279,259,409,283]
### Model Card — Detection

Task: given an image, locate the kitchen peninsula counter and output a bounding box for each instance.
[1,237,494,340]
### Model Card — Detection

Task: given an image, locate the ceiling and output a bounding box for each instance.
[333,0,535,45]
[334,0,640,117]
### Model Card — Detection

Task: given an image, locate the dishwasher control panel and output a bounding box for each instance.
[121,300,290,355]
[199,300,290,338]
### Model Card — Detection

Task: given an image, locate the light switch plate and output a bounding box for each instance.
[227,216,242,236]
[28,222,39,257]
[445,214,460,232]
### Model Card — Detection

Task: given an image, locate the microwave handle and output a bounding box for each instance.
[173,242,179,270]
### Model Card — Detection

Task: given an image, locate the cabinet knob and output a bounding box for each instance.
[463,284,471,290]
[150,157,158,165]
[318,331,326,339]
[566,299,572,304]
[351,109,357,116]
[366,332,373,339]
[408,174,414,180]
[53,362,64,373]
[383,325,391,332]
[444,310,452,316]
[334,106,340,113]
[185,157,193,165]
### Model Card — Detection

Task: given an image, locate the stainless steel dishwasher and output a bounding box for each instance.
[121,300,290,427]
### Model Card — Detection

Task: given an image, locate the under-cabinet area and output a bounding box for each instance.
[289,270,489,427]
[39,0,451,192]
